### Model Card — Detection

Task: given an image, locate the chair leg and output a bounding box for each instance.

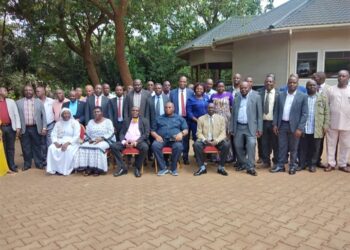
[154,159,158,174]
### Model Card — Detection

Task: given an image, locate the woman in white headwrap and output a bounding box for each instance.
[46,108,81,175]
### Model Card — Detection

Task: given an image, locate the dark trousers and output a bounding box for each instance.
[114,121,123,141]
[152,140,183,171]
[261,120,278,164]
[276,121,300,169]
[41,121,55,161]
[20,126,44,168]
[182,118,190,161]
[317,137,324,165]
[1,125,16,170]
[299,134,322,168]
[111,141,148,171]
[257,137,263,159]
[234,124,257,170]
[230,135,237,162]
[193,140,230,167]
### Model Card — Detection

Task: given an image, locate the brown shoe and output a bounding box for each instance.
[324,165,335,172]
[339,166,350,173]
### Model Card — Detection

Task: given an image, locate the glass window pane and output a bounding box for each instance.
[325,51,350,78]
[297,52,317,78]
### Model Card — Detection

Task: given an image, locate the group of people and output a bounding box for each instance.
[0,69,350,177]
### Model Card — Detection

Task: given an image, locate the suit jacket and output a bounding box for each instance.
[4,98,21,131]
[16,98,47,134]
[148,94,170,130]
[258,88,279,121]
[119,117,150,143]
[273,91,308,133]
[169,88,194,118]
[231,91,263,136]
[85,95,110,123]
[313,93,330,138]
[125,89,151,120]
[109,96,128,128]
[62,100,85,124]
[197,114,226,145]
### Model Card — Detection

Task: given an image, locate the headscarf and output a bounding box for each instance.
[55,108,76,138]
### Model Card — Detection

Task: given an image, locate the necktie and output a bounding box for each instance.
[117,98,122,120]
[156,96,161,117]
[264,91,270,115]
[95,96,100,107]
[181,90,186,116]
[208,116,213,141]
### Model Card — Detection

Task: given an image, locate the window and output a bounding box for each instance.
[296,52,317,78]
[325,51,350,78]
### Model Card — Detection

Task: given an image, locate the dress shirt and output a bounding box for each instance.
[41,97,55,124]
[153,114,188,140]
[0,99,11,124]
[263,88,275,121]
[154,95,164,116]
[116,96,124,122]
[53,99,69,122]
[237,93,250,124]
[24,98,35,125]
[317,83,325,93]
[205,89,217,99]
[68,101,78,116]
[282,91,297,121]
[133,91,142,108]
[122,119,141,144]
[178,88,187,116]
[305,95,317,134]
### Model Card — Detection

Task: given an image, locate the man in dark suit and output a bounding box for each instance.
[271,74,308,175]
[169,76,194,165]
[111,106,149,178]
[16,85,47,171]
[62,90,85,124]
[85,84,110,123]
[231,81,263,176]
[258,75,279,168]
[109,85,128,139]
[125,79,151,120]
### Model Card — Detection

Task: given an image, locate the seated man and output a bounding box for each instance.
[151,102,188,176]
[111,106,149,178]
[193,103,230,176]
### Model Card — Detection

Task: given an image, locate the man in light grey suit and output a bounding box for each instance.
[125,79,151,120]
[271,74,308,175]
[16,85,47,171]
[231,81,263,176]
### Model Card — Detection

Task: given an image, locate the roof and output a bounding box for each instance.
[177,0,350,55]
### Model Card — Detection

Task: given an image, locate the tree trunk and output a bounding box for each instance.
[84,53,100,86]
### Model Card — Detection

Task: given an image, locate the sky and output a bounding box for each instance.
[261,0,289,8]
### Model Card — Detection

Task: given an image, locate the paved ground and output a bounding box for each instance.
[1,143,350,249]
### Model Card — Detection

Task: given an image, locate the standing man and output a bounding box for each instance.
[147,81,155,96]
[83,84,94,102]
[298,79,329,172]
[205,78,217,99]
[36,86,55,161]
[228,73,241,96]
[109,85,128,139]
[75,87,84,101]
[53,89,69,122]
[151,102,188,176]
[163,80,171,98]
[0,87,21,172]
[193,103,230,176]
[271,74,308,175]
[111,106,149,178]
[16,85,47,170]
[85,84,110,122]
[325,70,350,173]
[231,81,262,176]
[125,79,151,120]
[102,83,115,99]
[62,90,85,124]
[169,76,194,165]
[258,75,279,168]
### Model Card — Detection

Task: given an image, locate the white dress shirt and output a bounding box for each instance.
[282,91,297,121]
[41,97,55,124]
[177,88,187,116]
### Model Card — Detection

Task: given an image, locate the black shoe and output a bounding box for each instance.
[296,166,305,171]
[194,168,207,176]
[113,169,128,177]
[236,165,246,171]
[134,168,141,178]
[289,168,296,175]
[36,165,44,170]
[270,166,285,173]
[217,168,228,176]
[247,169,257,176]
[10,166,18,172]
[309,165,316,173]
[183,158,190,165]
[22,166,31,171]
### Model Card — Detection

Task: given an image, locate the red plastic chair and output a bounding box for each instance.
[122,147,144,174]
[154,146,182,173]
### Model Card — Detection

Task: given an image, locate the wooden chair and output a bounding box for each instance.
[203,145,220,166]
[121,147,145,174]
[154,146,182,173]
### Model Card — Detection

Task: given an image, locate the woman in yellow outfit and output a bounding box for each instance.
[0,122,11,176]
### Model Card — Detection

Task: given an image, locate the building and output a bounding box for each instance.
[176,0,350,86]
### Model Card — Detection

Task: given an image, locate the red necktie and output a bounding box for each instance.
[95,96,100,107]
[118,98,122,119]
[181,90,186,116]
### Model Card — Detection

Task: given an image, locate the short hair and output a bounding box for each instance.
[193,83,204,94]
[93,106,103,112]
[216,79,225,85]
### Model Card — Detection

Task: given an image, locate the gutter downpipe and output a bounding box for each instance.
[287,29,293,83]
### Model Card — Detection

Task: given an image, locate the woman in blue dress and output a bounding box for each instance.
[186,83,209,141]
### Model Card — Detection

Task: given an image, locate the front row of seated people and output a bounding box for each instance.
[46,101,228,177]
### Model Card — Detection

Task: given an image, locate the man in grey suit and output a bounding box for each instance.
[231,81,263,176]
[16,85,47,171]
[271,74,308,175]
[125,79,151,120]
[85,84,110,123]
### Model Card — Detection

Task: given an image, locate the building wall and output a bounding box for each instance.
[232,33,289,86]
[189,48,232,66]
[290,27,350,86]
